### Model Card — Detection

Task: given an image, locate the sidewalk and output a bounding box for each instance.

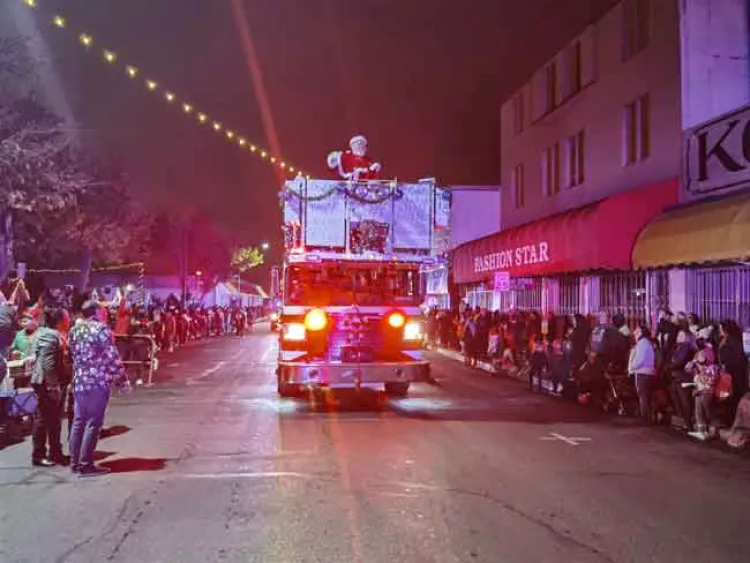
[434,347,543,386]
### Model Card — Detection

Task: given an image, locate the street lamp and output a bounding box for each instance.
[261,242,270,251]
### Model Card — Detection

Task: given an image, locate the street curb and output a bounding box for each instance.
[434,347,527,383]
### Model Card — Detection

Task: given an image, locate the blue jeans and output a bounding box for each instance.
[69,387,110,468]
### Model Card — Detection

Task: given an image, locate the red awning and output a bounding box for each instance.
[452,179,678,284]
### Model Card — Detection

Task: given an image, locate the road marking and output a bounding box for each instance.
[260,343,276,362]
[539,432,592,446]
[187,361,227,385]
[178,471,322,480]
[167,363,180,368]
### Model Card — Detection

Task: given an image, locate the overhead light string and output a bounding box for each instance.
[21,0,308,179]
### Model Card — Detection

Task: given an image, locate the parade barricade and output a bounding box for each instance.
[113,334,159,387]
[0,359,36,440]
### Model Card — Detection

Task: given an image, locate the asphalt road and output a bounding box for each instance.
[1,325,749,563]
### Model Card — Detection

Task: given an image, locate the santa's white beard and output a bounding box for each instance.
[351,145,366,157]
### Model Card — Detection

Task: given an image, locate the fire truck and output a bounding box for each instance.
[275,176,445,397]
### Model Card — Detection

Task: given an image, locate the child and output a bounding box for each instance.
[487,326,500,360]
[529,340,549,391]
[548,339,570,394]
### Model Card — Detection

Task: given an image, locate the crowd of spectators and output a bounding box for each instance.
[425,305,750,449]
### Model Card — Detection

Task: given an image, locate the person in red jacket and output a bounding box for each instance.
[326,135,382,181]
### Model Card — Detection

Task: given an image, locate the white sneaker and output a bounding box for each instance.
[688,431,709,441]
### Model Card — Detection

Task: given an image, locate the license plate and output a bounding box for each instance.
[341,346,373,363]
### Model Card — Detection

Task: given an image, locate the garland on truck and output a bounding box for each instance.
[280,181,404,205]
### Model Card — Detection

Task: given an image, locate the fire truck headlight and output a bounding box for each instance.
[282,323,306,341]
[403,322,423,341]
[270,312,279,321]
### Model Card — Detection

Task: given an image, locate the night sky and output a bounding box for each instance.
[3,0,617,270]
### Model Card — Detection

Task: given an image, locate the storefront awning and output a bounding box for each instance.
[452,179,677,284]
[632,192,750,268]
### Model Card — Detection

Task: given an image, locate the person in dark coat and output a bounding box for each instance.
[667,329,696,430]
[718,320,748,423]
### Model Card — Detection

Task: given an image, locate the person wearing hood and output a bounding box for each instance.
[655,309,678,363]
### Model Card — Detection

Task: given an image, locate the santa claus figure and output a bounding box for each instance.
[326,135,382,181]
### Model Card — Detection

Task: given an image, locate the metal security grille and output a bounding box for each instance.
[599,271,649,327]
[558,275,581,316]
[516,285,543,311]
[687,266,750,327]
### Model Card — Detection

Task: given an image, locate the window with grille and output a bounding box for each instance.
[559,275,581,316]
[688,266,750,327]
[599,271,648,327]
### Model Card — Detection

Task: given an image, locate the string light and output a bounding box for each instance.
[22,0,306,177]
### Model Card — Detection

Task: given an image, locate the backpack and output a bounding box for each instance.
[715,369,734,401]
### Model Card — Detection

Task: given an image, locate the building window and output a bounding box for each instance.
[544,62,557,113]
[622,94,650,165]
[541,142,562,197]
[622,0,650,60]
[568,41,582,97]
[512,163,525,209]
[513,93,524,136]
[566,130,585,187]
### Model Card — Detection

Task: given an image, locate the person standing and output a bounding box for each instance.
[28,307,67,467]
[68,301,126,477]
[629,325,657,424]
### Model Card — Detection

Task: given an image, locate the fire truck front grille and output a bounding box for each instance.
[325,313,384,361]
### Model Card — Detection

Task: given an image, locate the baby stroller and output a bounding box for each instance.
[602,365,639,416]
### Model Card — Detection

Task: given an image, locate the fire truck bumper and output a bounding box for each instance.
[277,360,430,389]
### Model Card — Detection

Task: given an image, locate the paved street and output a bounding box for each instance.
[1,325,749,563]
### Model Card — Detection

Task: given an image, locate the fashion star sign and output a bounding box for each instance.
[473,242,550,273]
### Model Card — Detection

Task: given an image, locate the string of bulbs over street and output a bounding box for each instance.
[21,0,310,179]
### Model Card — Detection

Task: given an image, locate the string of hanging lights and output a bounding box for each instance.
[21,0,309,178]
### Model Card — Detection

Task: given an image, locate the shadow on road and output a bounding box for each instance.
[274,388,604,424]
[99,457,169,473]
[93,450,117,462]
[100,425,132,440]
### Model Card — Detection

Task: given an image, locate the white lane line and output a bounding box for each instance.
[260,343,276,362]
[177,471,322,480]
[539,432,592,446]
[187,361,227,385]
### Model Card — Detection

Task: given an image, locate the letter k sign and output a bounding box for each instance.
[698,119,745,181]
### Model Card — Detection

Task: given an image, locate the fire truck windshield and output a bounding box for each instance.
[286,263,422,306]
